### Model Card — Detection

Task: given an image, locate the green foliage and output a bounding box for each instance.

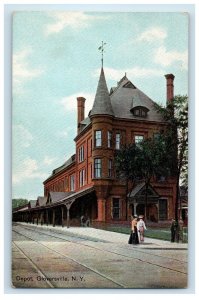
[154,95,188,221]
[115,135,171,219]
[12,198,29,209]
[154,95,188,184]
[135,135,172,181]
[115,135,171,186]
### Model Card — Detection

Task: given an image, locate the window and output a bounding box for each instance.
[94,158,101,178]
[115,133,121,150]
[159,199,168,220]
[108,159,113,177]
[64,177,68,190]
[70,175,75,191]
[131,106,149,117]
[95,130,102,147]
[135,135,144,144]
[78,145,84,162]
[141,109,147,117]
[79,169,85,187]
[108,131,112,148]
[112,198,120,219]
[134,109,140,116]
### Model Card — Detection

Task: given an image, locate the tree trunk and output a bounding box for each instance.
[174,172,180,242]
[144,180,149,220]
[125,179,129,220]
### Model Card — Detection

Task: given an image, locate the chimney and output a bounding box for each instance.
[77,97,86,133]
[165,74,175,104]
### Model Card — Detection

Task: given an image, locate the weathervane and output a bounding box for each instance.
[98,41,106,68]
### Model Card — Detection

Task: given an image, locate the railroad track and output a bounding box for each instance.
[13,222,188,264]
[12,223,187,286]
[13,227,126,288]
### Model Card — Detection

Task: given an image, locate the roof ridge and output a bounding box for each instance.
[110,76,135,96]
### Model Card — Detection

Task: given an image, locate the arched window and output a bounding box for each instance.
[130,106,149,118]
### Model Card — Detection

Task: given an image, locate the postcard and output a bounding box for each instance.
[12,11,188,289]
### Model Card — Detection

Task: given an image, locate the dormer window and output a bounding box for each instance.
[130,106,149,118]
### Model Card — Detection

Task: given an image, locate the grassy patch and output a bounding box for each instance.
[104,226,187,242]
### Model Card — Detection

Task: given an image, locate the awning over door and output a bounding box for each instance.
[128,182,159,204]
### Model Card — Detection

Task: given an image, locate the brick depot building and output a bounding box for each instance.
[13,69,177,227]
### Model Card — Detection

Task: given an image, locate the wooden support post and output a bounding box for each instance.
[41,212,43,225]
[66,206,70,228]
[37,213,39,225]
[61,206,64,228]
[52,209,55,227]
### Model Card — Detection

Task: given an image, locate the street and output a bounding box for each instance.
[12,222,188,289]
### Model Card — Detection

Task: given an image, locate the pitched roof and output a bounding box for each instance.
[44,154,76,183]
[110,76,164,122]
[128,182,145,197]
[90,68,114,117]
[29,200,37,208]
[128,182,159,198]
[36,196,47,207]
[48,191,74,204]
[52,154,76,175]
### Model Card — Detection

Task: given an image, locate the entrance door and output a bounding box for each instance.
[136,204,145,216]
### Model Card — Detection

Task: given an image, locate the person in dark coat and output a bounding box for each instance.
[128,216,139,245]
[170,219,178,242]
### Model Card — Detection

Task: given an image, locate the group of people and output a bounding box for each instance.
[128,215,147,245]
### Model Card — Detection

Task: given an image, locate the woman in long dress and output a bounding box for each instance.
[137,216,147,243]
[128,216,139,245]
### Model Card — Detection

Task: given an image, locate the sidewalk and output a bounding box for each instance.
[15,222,188,250]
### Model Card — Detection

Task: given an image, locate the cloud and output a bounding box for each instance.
[60,92,95,116]
[13,157,48,184]
[93,67,163,82]
[154,46,188,69]
[137,27,167,42]
[45,12,107,35]
[13,47,44,94]
[13,125,33,148]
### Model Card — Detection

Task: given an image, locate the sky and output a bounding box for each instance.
[12,11,188,200]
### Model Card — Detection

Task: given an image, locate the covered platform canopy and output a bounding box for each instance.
[12,186,97,228]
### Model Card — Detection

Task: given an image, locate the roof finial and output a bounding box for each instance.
[98,41,106,68]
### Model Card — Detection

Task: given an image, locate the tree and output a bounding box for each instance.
[114,143,138,220]
[115,135,170,220]
[154,95,188,224]
[12,198,29,209]
[135,135,171,219]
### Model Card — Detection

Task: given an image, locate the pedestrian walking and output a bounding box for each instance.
[170,219,178,242]
[137,215,147,243]
[128,216,139,245]
[80,215,86,227]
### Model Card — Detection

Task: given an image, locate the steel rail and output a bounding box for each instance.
[13,229,125,288]
[13,224,187,276]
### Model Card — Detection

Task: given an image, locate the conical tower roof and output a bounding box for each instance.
[90,68,114,117]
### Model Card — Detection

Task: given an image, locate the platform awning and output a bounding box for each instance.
[46,186,95,209]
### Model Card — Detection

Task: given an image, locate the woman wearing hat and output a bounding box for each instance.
[128,216,139,245]
[137,216,147,243]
